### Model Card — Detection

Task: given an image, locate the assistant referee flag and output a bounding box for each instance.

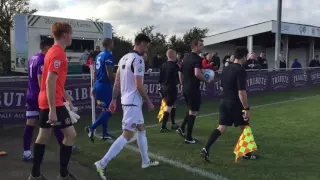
[157,99,166,122]
[234,126,258,163]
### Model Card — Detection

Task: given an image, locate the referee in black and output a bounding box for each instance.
[201,46,259,162]
[177,39,213,144]
[159,49,180,132]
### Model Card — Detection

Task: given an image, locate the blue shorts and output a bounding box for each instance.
[94,82,112,109]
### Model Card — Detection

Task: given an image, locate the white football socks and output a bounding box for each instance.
[99,135,127,168]
[137,130,150,164]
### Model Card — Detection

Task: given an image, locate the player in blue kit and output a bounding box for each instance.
[85,38,115,142]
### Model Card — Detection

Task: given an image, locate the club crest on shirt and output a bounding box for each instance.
[40,65,44,72]
[138,67,143,72]
[54,60,61,68]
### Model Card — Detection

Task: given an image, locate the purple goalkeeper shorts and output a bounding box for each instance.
[26,97,39,119]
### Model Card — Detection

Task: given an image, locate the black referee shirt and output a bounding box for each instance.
[159,61,179,88]
[179,52,203,92]
[221,63,247,101]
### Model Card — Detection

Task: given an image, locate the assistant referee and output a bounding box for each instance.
[201,47,259,162]
[159,49,180,132]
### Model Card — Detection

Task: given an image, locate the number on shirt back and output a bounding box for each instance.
[96,57,101,69]
[29,61,33,78]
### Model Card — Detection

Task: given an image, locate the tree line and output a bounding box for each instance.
[0,0,209,72]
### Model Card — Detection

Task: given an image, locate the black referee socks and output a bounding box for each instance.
[170,108,176,124]
[60,144,73,177]
[161,112,170,129]
[186,115,196,140]
[205,129,222,151]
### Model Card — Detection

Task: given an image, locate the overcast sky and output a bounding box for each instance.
[29,0,320,40]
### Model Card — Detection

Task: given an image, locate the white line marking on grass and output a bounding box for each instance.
[110,94,320,135]
[95,133,229,180]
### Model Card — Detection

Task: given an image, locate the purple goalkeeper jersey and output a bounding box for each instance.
[26,53,45,100]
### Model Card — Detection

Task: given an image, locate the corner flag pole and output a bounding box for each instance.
[90,62,96,124]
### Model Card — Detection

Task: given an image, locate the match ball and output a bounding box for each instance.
[202,69,215,82]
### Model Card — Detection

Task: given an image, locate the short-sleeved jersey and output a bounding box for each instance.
[221,63,247,101]
[118,51,145,107]
[159,61,179,88]
[179,52,202,92]
[26,53,45,100]
[95,50,114,84]
[38,44,68,109]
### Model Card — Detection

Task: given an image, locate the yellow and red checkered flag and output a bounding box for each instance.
[233,126,257,163]
[157,99,166,123]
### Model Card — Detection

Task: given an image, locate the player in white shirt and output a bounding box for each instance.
[94,34,159,180]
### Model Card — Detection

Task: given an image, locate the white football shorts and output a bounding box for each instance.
[122,105,144,132]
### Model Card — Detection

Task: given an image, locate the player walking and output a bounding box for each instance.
[159,49,180,132]
[176,39,212,144]
[85,38,115,142]
[94,34,159,180]
[28,22,77,180]
[201,47,259,162]
[23,40,77,161]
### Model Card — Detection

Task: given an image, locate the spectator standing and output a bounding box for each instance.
[212,52,221,70]
[93,46,101,61]
[309,55,320,67]
[222,52,231,67]
[177,53,182,65]
[79,49,90,73]
[224,55,235,67]
[291,58,302,69]
[279,54,287,69]
[244,53,258,69]
[152,52,164,70]
[202,53,216,71]
[257,52,268,69]
[143,52,151,73]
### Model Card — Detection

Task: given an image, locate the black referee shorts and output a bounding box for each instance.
[161,86,177,107]
[183,90,201,112]
[39,106,73,129]
[219,99,249,127]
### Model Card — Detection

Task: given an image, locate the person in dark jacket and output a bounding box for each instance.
[222,52,231,68]
[257,52,268,69]
[279,54,287,69]
[309,55,320,67]
[244,53,258,69]
[291,58,302,69]
[212,52,221,70]
[152,52,164,70]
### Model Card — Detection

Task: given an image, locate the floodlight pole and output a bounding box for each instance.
[274,0,282,69]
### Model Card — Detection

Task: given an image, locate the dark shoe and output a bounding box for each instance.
[200,148,210,162]
[28,174,47,180]
[243,153,259,160]
[85,126,95,143]
[57,173,78,180]
[176,128,185,138]
[184,138,199,144]
[171,124,180,130]
[160,127,171,133]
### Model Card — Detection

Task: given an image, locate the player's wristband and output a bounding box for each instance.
[243,107,250,111]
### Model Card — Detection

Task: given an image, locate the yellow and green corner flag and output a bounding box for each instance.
[233,126,258,163]
[157,99,166,123]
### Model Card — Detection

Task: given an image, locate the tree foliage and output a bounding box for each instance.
[0,0,37,72]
